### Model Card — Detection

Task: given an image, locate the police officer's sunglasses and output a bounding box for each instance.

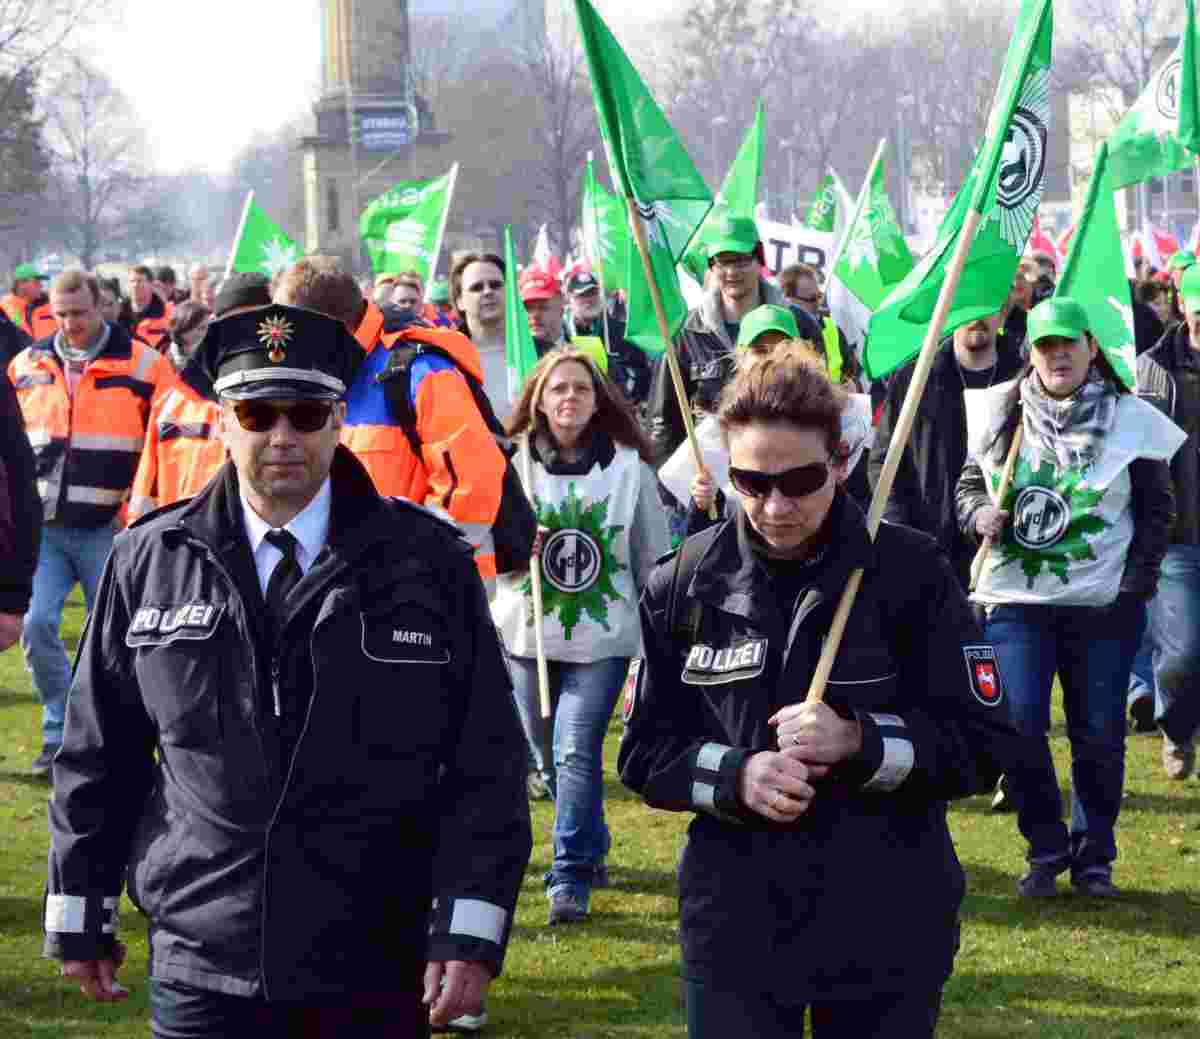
[231,400,333,434]
[728,462,830,499]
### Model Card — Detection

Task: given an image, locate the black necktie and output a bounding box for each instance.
[264,529,302,635]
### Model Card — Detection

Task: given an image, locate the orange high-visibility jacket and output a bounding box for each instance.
[133,295,172,351]
[9,325,178,528]
[2,293,57,339]
[341,302,505,578]
[128,380,225,523]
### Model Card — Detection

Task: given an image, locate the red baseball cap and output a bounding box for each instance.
[519,268,561,302]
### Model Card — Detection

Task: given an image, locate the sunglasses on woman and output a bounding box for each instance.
[232,400,333,434]
[728,461,830,499]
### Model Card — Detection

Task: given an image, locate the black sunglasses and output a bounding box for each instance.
[728,462,830,499]
[232,400,333,434]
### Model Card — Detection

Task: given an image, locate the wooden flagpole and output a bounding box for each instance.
[805,209,984,704]
[969,422,1024,591]
[521,434,553,721]
[223,191,254,280]
[625,198,718,520]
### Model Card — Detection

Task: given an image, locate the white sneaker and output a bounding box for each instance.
[441,1007,488,1033]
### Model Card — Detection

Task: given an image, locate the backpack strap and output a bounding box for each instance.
[375,342,424,457]
[667,526,721,650]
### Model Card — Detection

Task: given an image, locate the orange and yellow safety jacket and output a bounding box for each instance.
[2,292,57,339]
[341,302,505,579]
[8,324,178,528]
[127,378,225,523]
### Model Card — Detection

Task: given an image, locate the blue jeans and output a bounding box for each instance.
[1126,618,1156,708]
[985,596,1145,878]
[22,523,114,746]
[509,654,628,898]
[1152,546,1200,747]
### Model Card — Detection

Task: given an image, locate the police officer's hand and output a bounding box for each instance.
[737,751,818,823]
[974,506,1009,539]
[61,942,128,1002]
[0,612,22,652]
[424,959,491,1027]
[770,702,863,765]
[690,469,716,513]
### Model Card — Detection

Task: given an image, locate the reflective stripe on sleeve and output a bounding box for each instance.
[696,742,731,773]
[447,898,507,945]
[66,486,127,506]
[691,780,742,824]
[70,433,145,452]
[101,896,119,935]
[862,713,914,792]
[132,346,160,381]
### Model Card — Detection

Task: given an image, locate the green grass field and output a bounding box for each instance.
[1,593,1198,1037]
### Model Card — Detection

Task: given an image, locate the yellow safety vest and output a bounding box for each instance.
[822,317,844,384]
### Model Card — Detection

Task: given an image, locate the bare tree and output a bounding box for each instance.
[42,57,147,268]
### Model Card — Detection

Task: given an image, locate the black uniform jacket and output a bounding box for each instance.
[618,492,1022,1000]
[44,447,532,1000]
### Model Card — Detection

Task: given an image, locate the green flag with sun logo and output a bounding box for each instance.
[866,0,1053,380]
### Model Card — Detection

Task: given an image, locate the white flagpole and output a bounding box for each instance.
[424,163,459,301]
[223,191,254,280]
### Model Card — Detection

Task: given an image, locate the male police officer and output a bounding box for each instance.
[44,304,532,1037]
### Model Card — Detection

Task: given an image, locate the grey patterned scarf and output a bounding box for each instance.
[1019,369,1118,471]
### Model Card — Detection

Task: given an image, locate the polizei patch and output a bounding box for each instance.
[963,645,1004,707]
[126,602,225,647]
[681,638,767,686]
[621,659,642,723]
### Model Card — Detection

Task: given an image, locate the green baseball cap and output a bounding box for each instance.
[13,262,45,282]
[1026,297,1090,346]
[1168,250,1197,272]
[736,304,801,350]
[429,278,450,304]
[706,214,760,260]
[1180,264,1200,312]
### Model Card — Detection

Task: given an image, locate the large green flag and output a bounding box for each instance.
[504,226,540,405]
[680,102,764,284]
[804,173,840,232]
[360,165,459,286]
[826,140,915,350]
[865,0,1052,380]
[227,193,299,277]
[1054,143,1137,388]
[581,154,630,293]
[1108,0,1200,189]
[574,0,713,356]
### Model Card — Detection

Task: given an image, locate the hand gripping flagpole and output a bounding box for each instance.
[805,209,984,704]
[625,198,718,520]
[969,420,1024,591]
[521,434,553,721]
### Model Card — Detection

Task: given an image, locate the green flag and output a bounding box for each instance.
[360,165,459,286]
[1108,0,1200,189]
[865,0,1052,380]
[680,102,764,284]
[504,226,540,405]
[1054,143,1137,388]
[804,173,840,232]
[227,194,299,277]
[826,140,915,350]
[574,0,713,356]
[582,155,630,293]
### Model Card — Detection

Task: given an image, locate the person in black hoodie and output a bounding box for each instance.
[0,369,40,651]
[869,311,1024,590]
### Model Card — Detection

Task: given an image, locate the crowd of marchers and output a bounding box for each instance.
[0,223,1196,1037]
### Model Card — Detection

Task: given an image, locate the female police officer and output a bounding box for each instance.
[619,343,1021,1038]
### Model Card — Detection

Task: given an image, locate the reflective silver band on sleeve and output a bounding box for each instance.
[447,898,507,945]
[696,742,731,773]
[868,712,905,729]
[102,896,119,934]
[691,780,742,824]
[863,736,915,792]
[45,894,87,934]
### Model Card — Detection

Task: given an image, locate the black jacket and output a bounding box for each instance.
[0,370,40,614]
[45,447,532,999]
[568,314,653,407]
[1138,324,1200,545]
[619,493,1022,1000]
[954,405,1175,602]
[869,340,1024,587]
[0,309,30,369]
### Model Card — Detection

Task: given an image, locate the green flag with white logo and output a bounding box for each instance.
[826,140,914,350]
[865,0,1052,380]
[360,165,459,286]
[1054,143,1137,389]
[582,154,631,294]
[1107,0,1200,189]
[680,102,764,285]
[227,194,299,277]
[574,0,713,356]
[804,173,840,232]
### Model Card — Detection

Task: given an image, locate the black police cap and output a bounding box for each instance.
[194,303,360,401]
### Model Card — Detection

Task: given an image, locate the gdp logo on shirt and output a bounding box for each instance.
[542,529,602,593]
